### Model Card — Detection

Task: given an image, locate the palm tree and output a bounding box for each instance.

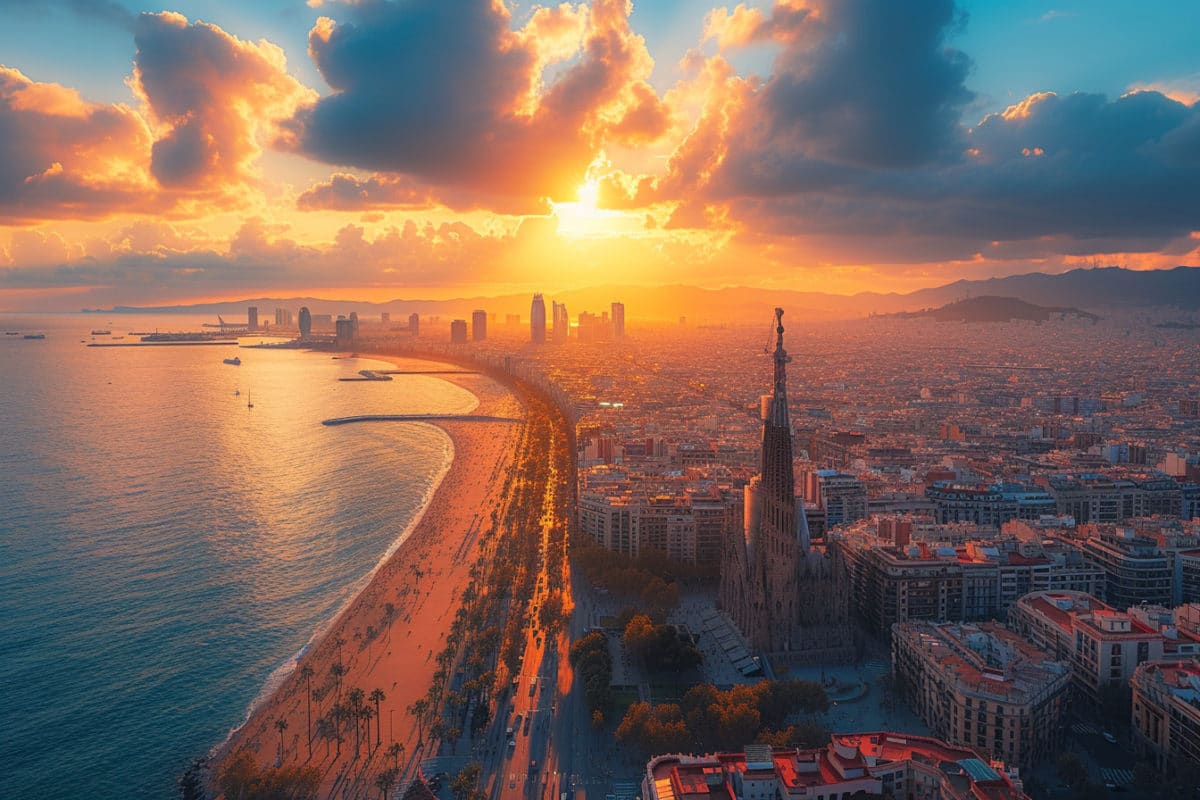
[360,705,376,758]
[329,662,346,750]
[407,698,430,744]
[349,687,366,756]
[315,716,334,759]
[369,688,386,748]
[387,742,403,770]
[299,664,315,759]
[274,717,288,764]
[334,634,346,666]
[330,704,344,758]
[375,767,399,800]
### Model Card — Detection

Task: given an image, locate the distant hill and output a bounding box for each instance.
[880,295,1100,323]
[87,266,1200,322]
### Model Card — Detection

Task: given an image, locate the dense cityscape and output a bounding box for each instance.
[177,291,1200,800]
[4,2,1200,799]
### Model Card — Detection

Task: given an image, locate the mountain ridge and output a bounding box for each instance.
[84,266,1200,322]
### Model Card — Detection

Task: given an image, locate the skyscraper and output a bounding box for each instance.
[335,317,355,348]
[552,301,569,343]
[530,293,546,344]
[298,306,312,339]
[611,301,625,339]
[247,306,258,331]
[450,319,468,343]
[472,309,487,341]
[408,312,419,337]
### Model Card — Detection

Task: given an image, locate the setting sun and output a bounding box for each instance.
[550,178,642,239]
[576,178,599,209]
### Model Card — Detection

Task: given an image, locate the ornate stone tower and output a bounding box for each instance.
[721,308,802,653]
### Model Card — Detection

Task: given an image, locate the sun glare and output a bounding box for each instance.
[550,178,642,238]
[576,178,599,210]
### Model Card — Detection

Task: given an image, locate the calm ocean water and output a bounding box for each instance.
[0,314,476,799]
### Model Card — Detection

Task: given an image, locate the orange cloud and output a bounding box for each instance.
[130,12,317,193]
[290,0,671,211]
[0,66,156,224]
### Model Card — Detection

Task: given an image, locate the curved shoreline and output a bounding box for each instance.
[212,425,457,758]
[208,354,525,796]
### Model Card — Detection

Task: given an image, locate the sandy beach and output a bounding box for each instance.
[209,356,524,797]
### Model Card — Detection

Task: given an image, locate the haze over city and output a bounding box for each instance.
[3,4,1200,800]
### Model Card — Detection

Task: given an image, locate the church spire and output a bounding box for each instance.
[771,307,791,428]
[761,307,794,502]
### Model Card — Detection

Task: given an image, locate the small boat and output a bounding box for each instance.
[5,331,18,335]
[234,389,240,396]
[223,356,241,366]
[91,330,111,335]
[247,390,254,409]
[23,333,46,340]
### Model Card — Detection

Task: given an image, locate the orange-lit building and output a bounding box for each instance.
[641,733,1029,800]
[1008,590,1166,701]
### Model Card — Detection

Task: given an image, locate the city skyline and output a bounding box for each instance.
[2,0,1199,310]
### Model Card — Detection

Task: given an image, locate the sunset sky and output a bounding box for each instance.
[1,0,1198,309]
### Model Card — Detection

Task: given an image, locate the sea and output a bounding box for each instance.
[0,313,477,799]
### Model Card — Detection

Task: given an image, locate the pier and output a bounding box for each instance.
[87,341,239,347]
[322,414,521,426]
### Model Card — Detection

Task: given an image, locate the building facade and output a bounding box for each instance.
[892,621,1070,768]
[1132,658,1200,771]
[1008,590,1165,701]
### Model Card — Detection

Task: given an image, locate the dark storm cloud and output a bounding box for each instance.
[287,0,664,206]
[755,0,973,169]
[713,88,1200,256]
[650,0,1200,260]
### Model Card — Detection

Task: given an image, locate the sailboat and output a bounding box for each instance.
[247,388,254,409]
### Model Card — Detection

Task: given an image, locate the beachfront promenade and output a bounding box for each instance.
[322,414,522,426]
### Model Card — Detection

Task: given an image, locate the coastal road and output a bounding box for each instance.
[489,418,575,800]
